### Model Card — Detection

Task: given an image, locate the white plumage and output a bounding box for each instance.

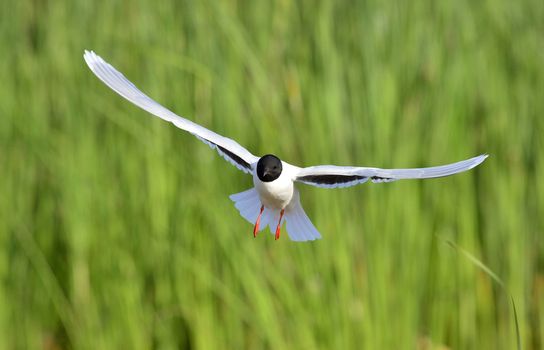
[84,50,488,242]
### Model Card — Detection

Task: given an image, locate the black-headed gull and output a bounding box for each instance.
[84,50,488,242]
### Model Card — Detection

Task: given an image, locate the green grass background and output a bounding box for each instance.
[1,0,543,349]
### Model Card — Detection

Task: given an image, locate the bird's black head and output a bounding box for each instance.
[257,154,282,182]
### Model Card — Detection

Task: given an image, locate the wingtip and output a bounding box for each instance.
[470,154,489,169]
[83,50,105,72]
[83,49,94,66]
[479,153,490,162]
[83,50,101,64]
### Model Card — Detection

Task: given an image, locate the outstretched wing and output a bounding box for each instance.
[295,154,488,189]
[84,50,259,173]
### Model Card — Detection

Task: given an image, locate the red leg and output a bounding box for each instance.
[275,209,285,240]
[253,205,265,238]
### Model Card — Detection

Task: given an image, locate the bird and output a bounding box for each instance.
[83,50,488,242]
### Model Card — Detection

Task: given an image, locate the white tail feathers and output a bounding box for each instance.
[230,188,322,242]
[283,190,322,241]
[230,188,273,233]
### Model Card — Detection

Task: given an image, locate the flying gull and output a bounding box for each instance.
[84,50,488,242]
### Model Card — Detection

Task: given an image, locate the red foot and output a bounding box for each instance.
[275,209,285,240]
[253,205,264,237]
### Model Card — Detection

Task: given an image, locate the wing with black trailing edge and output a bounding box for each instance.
[295,155,488,189]
[84,50,258,173]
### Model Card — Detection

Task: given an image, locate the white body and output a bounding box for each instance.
[241,162,323,241]
[84,50,488,242]
[253,162,297,210]
[230,183,322,241]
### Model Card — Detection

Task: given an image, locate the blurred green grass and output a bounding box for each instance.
[1,0,543,349]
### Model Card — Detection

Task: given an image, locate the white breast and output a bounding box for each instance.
[253,162,296,210]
